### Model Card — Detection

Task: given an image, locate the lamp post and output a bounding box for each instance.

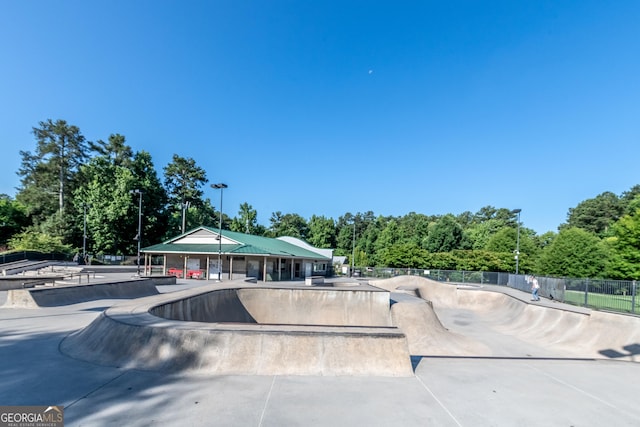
[211,183,227,281]
[181,201,190,234]
[82,203,90,261]
[130,189,143,276]
[511,208,522,275]
[351,219,356,277]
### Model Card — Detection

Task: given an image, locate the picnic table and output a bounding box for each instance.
[167,268,183,278]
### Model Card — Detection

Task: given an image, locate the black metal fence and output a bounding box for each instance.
[0,251,70,265]
[354,267,638,315]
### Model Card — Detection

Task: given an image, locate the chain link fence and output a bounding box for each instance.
[354,267,638,315]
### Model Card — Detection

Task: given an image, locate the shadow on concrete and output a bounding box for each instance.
[0,328,116,405]
[598,343,640,359]
[80,306,111,312]
[151,288,258,323]
[410,356,423,371]
[412,355,596,362]
[0,325,192,425]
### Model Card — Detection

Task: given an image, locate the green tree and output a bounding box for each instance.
[456,211,474,228]
[536,227,607,278]
[374,219,400,255]
[447,250,513,271]
[230,203,261,234]
[605,208,640,279]
[184,198,219,231]
[358,215,385,265]
[620,185,640,214]
[472,206,514,224]
[90,133,133,168]
[535,231,556,250]
[485,227,538,273]
[163,155,208,234]
[334,213,353,255]
[0,195,29,247]
[268,212,309,238]
[462,218,507,250]
[425,214,463,252]
[17,119,89,226]
[564,192,623,236]
[128,151,170,248]
[397,212,431,247]
[8,229,72,253]
[379,242,429,268]
[335,212,380,264]
[307,215,336,248]
[75,158,136,254]
[76,150,168,255]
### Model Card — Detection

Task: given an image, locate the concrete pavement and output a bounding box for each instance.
[1,273,640,426]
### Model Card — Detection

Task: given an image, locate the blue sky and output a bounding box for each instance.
[1,1,639,234]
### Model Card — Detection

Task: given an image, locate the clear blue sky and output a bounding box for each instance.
[1,1,639,235]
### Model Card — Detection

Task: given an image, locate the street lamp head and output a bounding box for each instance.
[511,208,522,214]
[129,189,142,195]
[211,183,228,189]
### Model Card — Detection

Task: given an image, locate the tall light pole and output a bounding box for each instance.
[181,201,190,234]
[351,219,356,277]
[130,189,143,276]
[511,208,522,275]
[211,183,227,281]
[82,203,90,261]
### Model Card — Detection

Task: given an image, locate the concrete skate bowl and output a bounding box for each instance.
[60,280,413,376]
[2,278,167,308]
[371,276,640,362]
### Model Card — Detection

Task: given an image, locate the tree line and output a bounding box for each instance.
[2,119,640,280]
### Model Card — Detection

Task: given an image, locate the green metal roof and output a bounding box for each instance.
[142,226,330,260]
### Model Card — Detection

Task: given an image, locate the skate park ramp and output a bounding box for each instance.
[60,281,414,376]
[2,277,173,308]
[371,276,640,362]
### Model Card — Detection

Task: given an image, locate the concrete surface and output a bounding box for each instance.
[60,281,413,376]
[1,272,640,426]
[2,278,163,308]
[151,284,392,326]
[373,276,640,362]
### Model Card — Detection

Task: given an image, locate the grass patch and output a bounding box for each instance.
[564,290,639,313]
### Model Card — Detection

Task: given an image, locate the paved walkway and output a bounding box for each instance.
[1,273,639,426]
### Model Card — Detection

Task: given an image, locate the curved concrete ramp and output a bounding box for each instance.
[61,281,413,377]
[455,289,640,360]
[390,292,491,356]
[3,278,168,308]
[372,276,640,362]
[152,286,392,326]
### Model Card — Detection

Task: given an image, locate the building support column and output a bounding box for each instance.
[183,256,188,278]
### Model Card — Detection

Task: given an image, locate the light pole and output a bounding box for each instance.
[82,203,90,261]
[130,189,143,276]
[181,200,190,234]
[511,208,522,275]
[211,183,227,281]
[351,219,356,277]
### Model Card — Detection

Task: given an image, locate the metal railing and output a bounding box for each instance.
[353,267,638,315]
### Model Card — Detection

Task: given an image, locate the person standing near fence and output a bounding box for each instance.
[531,276,540,301]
